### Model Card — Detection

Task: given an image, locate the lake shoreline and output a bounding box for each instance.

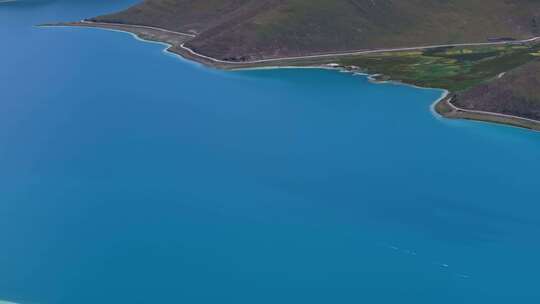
[435,95,540,131]
[41,20,540,132]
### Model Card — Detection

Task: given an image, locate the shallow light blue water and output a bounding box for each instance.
[2,1,540,303]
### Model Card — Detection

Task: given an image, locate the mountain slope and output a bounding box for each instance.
[93,0,540,60]
[454,59,540,120]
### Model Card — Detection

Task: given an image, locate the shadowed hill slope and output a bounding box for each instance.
[92,0,540,60]
[454,59,540,120]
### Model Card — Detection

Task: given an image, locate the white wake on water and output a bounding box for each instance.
[384,243,471,279]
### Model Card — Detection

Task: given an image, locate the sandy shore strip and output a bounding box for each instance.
[40,21,236,68]
[41,21,193,49]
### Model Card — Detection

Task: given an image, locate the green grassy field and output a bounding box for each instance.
[338,43,540,92]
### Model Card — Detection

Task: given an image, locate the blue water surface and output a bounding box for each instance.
[2,1,540,303]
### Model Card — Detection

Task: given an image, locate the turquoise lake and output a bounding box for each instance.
[2,1,540,303]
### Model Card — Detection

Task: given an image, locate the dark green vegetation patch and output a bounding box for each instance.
[339,43,540,92]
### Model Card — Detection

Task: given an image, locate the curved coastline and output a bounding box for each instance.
[41,21,540,132]
[434,95,540,132]
[38,23,206,70]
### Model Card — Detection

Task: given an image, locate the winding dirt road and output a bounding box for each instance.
[81,20,540,65]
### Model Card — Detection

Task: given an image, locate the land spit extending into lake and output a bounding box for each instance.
[45,19,540,131]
